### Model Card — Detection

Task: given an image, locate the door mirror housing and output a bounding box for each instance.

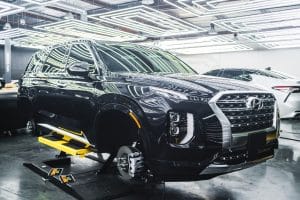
[67,62,90,77]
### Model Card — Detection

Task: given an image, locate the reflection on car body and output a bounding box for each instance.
[18,40,279,182]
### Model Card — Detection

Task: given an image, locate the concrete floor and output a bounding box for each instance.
[0,121,300,200]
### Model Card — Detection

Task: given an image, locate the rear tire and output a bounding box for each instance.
[26,119,39,136]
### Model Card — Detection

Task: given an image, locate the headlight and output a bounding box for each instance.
[168,111,194,145]
[150,87,188,101]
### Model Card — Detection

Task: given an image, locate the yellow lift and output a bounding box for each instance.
[37,123,94,157]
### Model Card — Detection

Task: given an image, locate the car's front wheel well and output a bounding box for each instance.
[95,110,139,154]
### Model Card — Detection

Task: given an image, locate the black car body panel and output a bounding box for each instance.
[18,40,279,181]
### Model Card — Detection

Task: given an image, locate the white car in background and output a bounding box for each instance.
[203,68,300,119]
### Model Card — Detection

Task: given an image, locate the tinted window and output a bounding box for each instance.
[43,46,69,73]
[95,43,196,74]
[67,43,95,67]
[204,70,221,76]
[222,69,244,79]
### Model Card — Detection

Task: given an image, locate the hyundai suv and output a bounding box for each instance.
[18,40,279,182]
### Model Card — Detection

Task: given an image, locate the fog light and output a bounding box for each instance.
[170,126,180,136]
[169,112,180,123]
[168,111,194,145]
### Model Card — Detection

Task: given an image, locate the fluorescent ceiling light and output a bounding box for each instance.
[89,5,204,37]
[164,0,300,17]
[22,0,61,5]
[0,28,76,48]
[260,40,300,50]
[140,35,252,54]
[241,28,300,49]
[0,1,24,17]
[35,19,144,42]
[171,44,252,55]
[214,8,300,32]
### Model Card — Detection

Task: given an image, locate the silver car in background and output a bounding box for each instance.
[203,68,300,119]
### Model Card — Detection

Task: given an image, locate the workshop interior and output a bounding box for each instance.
[0,0,300,200]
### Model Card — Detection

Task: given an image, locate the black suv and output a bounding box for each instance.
[18,40,279,182]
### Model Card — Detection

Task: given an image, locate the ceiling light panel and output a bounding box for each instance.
[214,8,300,32]
[154,35,237,50]
[14,32,75,47]
[241,28,300,49]
[171,44,252,55]
[164,0,300,17]
[35,19,143,41]
[0,1,24,17]
[0,28,75,48]
[258,40,300,50]
[89,5,204,37]
[22,0,61,5]
[140,35,252,54]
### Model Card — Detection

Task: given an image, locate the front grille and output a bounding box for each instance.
[216,93,276,133]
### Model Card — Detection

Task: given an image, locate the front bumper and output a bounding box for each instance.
[200,154,273,175]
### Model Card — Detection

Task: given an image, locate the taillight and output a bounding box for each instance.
[272,86,300,93]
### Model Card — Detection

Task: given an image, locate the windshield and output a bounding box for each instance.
[95,43,196,74]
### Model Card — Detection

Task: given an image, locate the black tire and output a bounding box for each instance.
[26,119,39,136]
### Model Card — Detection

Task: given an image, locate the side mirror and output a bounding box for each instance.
[67,62,90,77]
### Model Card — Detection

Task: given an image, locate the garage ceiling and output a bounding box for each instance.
[0,0,300,54]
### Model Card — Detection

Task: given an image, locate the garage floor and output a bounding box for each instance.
[0,120,300,200]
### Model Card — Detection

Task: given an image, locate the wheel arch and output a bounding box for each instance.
[92,94,149,154]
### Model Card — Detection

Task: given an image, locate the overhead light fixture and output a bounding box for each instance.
[89,5,204,37]
[142,0,154,5]
[140,35,252,54]
[164,0,300,17]
[22,0,61,5]
[0,28,76,47]
[35,19,144,41]
[213,8,300,32]
[241,28,300,49]
[3,22,12,30]
[0,1,24,17]
[64,12,74,20]
[170,44,252,55]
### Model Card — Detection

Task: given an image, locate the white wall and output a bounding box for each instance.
[178,48,300,78]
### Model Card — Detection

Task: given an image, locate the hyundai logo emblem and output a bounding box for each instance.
[246,97,263,110]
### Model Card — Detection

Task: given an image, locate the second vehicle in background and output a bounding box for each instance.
[204,68,300,119]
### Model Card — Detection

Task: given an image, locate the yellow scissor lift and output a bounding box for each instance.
[37,124,93,157]
[23,123,118,200]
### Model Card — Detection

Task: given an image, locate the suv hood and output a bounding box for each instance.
[112,73,262,98]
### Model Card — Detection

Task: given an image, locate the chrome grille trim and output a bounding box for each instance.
[209,91,277,149]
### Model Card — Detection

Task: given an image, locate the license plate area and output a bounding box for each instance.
[247,132,267,161]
